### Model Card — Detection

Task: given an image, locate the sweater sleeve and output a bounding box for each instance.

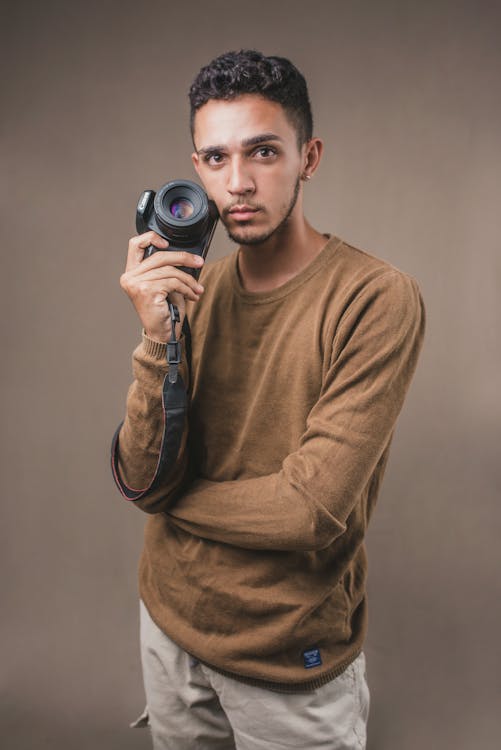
[113,332,190,513]
[166,271,426,551]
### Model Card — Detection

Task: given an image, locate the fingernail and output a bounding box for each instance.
[197,284,204,292]
[194,256,204,265]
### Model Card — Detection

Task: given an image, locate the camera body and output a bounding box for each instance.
[136,179,218,279]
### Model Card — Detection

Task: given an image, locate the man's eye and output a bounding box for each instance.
[205,153,224,166]
[255,147,276,158]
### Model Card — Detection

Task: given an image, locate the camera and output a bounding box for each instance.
[136,179,218,278]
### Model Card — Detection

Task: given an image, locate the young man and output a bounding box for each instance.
[113,50,425,749]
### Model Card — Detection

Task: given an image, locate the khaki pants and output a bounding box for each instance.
[138,600,370,749]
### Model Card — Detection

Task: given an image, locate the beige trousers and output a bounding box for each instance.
[137,600,370,750]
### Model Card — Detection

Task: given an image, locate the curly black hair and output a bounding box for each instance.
[189,50,313,148]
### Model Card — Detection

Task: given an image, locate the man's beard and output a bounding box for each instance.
[224,176,301,246]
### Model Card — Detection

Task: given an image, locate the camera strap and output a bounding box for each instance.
[110,302,190,501]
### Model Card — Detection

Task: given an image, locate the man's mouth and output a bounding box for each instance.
[227,205,261,221]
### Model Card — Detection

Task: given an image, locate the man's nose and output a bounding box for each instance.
[227,157,254,195]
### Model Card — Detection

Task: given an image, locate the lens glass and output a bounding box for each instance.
[170,198,194,220]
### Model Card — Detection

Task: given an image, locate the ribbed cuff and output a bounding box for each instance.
[141,330,168,360]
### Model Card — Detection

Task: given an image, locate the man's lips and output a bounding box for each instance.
[227,205,261,221]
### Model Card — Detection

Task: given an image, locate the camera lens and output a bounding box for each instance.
[153,180,211,246]
[170,198,194,220]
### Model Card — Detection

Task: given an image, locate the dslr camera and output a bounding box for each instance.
[136,179,218,279]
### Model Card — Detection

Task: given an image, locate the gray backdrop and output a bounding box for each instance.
[1,1,499,748]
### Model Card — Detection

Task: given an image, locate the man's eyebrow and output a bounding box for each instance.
[241,133,283,148]
[197,133,283,155]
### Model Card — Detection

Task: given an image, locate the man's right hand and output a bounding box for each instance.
[120,231,205,342]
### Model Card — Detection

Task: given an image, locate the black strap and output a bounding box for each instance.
[110,303,188,501]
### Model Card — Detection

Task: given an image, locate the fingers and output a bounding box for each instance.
[149,275,204,303]
[126,231,168,271]
[132,264,204,288]
[126,232,205,274]
[137,248,205,274]
[122,264,204,298]
[121,265,204,304]
[121,233,206,336]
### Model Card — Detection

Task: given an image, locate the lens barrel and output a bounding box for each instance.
[153,180,210,245]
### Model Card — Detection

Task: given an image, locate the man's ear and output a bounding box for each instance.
[191,151,201,177]
[301,137,323,180]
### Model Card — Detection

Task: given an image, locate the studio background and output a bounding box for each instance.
[1,1,499,748]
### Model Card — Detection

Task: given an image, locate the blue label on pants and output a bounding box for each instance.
[303,648,322,669]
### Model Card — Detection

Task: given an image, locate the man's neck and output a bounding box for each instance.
[237,217,328,293]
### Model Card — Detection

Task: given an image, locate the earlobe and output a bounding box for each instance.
[303,137,323,179]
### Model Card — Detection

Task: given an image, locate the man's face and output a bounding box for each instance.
[192,95,305,246]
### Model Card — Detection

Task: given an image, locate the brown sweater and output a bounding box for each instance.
[116,235,426,691]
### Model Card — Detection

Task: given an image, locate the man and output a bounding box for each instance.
[112,50,425,749]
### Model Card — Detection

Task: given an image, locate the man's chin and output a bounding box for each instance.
[226,225,276,247]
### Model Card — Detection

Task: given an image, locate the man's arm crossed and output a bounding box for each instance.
[166,271,426,550]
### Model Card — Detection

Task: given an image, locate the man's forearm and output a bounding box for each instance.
[114,333,190,513]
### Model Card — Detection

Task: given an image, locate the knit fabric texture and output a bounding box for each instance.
[116,235,426,691]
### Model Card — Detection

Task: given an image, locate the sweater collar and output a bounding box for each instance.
[230,234,343,305]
